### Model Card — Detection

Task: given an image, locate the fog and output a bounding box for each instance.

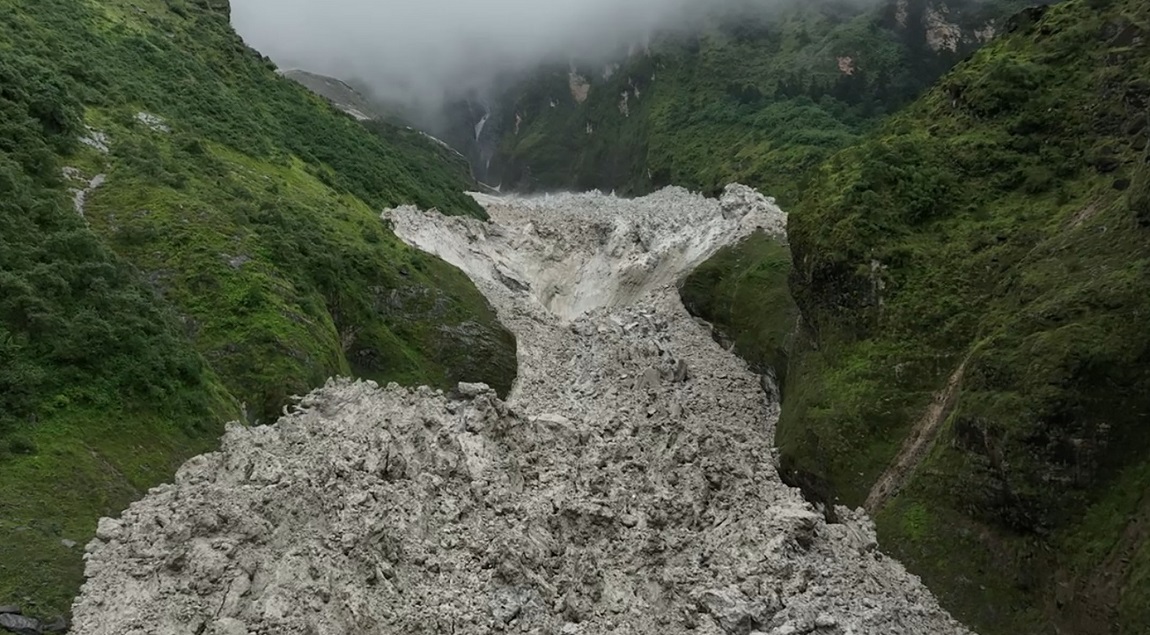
[230,0,721,108]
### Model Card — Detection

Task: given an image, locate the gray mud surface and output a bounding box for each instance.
[71,186,971,635]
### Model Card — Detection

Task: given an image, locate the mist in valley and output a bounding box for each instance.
[229,0,758,112]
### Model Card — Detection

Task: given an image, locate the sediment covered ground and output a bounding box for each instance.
[71,186,971,635]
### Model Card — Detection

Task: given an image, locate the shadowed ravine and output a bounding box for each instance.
[71,187,972,635]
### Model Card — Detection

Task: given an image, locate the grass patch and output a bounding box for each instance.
[0,0,515,616]
[781,0,1150,630]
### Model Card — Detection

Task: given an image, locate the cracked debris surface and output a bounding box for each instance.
[71,186,971,635]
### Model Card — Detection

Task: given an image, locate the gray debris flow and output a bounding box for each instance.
[62,167,106,217]
[71,185,972,635]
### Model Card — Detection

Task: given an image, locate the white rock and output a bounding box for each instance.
[457,382,492,397]
[207,617,247,635]
[78,127,110,153]
[94,518,121,542]
[135,111,171,133]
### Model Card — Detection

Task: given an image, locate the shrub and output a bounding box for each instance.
[6,434,38,456]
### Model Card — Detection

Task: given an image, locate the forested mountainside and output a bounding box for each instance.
[0,0,514,618]
[689,0,1150,633]
[456,0,1150,631]
[783,1,1150,631]
[457,0,1038,204]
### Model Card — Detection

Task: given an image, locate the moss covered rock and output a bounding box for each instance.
[679,232,799,389]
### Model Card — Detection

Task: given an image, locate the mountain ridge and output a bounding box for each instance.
[0,0,515,618]
[4,0,1149,631]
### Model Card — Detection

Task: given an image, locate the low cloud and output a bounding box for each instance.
[230,0,716,107]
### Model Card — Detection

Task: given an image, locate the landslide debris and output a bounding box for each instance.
[72,186,970,635]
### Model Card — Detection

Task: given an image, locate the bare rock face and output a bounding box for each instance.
[71,186,971,635]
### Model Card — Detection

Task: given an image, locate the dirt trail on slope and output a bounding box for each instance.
[71,185,973,635]
[864,359,969,514]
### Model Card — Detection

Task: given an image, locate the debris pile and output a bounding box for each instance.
[72,186,970,635]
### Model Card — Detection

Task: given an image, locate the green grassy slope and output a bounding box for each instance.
[781,0,1150,631]
[0,36,236,616]
[0,0,515,617]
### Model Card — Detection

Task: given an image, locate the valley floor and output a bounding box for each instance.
[72,188,969,634]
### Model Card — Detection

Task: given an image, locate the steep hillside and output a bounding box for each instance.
[0,0,514,619]
[680,232,800,392]
[465,0,1035,204]
[781,0,1150,631]
[677,0,1149,632]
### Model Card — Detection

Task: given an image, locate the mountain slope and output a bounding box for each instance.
[0,0,515,618]
[690,0,1150,632]
[279,69,383,121]
[462,0,1035,205]
[72,187,974,635]
[782,1,1150,630]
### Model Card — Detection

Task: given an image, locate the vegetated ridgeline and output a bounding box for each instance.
[778,0,1150,632]
[1,0,516,622]
[71,187,969,635]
